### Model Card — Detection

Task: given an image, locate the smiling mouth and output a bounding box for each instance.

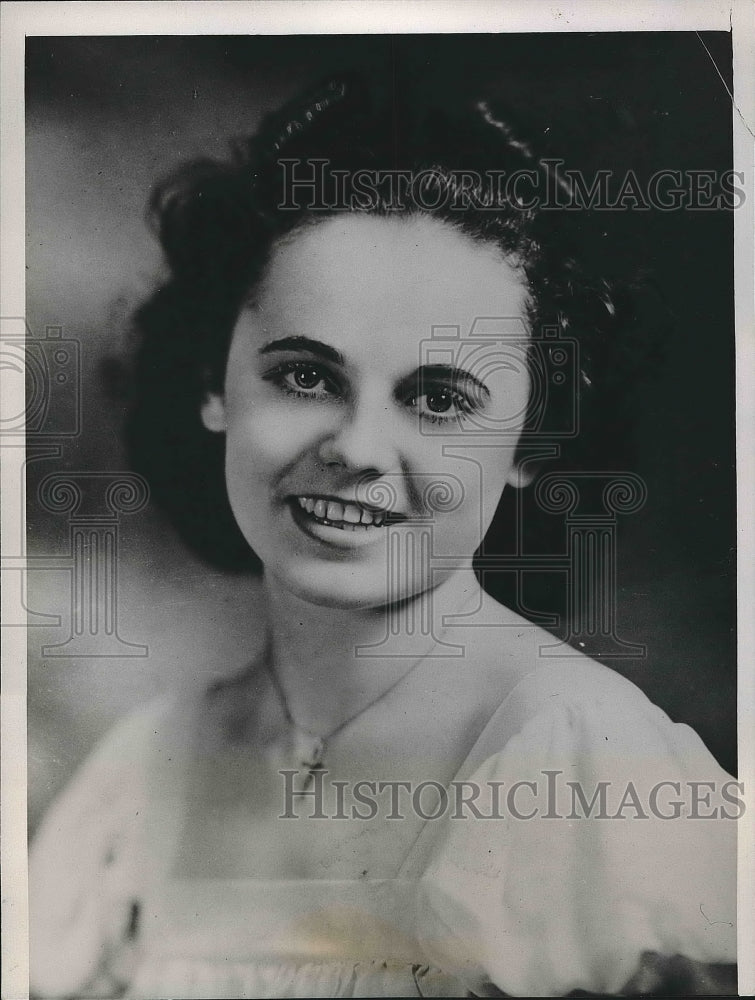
[292,496,405,531]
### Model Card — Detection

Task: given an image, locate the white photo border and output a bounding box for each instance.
[2,3,752,997]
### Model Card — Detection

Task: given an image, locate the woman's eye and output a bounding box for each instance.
[264,361,339,400]
[424,390,455,414]
[289,365,324,391]
[412,387,473,423]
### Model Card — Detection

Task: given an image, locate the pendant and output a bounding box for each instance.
[293,729,326,790]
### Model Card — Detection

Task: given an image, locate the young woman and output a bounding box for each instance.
[30,75,737,998]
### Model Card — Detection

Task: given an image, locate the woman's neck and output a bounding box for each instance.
[262,567,480,737]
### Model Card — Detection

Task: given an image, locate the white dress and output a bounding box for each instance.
[29,658,737,997]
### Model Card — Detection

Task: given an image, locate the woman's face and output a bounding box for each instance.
[202,214,531,609]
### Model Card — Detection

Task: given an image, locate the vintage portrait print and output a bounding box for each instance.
[2,2,753,998]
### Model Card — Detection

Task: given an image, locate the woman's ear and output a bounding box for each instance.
[200,391,227,433]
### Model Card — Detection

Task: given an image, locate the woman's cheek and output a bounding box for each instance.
[228,403,329,464]
[445,451,515,543]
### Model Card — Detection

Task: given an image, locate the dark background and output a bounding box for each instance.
[25,33,736,832]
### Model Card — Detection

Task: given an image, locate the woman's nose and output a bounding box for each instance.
[317,395,400,473]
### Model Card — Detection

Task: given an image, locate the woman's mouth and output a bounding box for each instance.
[293,495,396,531]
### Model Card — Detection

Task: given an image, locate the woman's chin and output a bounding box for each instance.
[266,564,432,612]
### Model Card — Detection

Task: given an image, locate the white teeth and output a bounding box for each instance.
[294,496,394,529]
[343,503,361,524]
[326,500,344,522]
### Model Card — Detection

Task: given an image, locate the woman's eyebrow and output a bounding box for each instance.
[411,364,491,398]
[259,335,344,366]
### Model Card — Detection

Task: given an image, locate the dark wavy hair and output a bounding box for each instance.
[126,74,645,578]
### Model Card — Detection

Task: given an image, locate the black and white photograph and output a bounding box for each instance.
[2,2,753,997]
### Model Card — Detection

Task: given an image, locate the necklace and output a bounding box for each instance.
[266,648,432,790]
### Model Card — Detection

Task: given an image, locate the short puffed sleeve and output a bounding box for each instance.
[29,695,185,998]
[416,661,738,997]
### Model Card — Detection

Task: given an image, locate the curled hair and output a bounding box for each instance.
[126,73,645,571]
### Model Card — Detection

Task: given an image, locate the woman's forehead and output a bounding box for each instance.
[251,213,530,360]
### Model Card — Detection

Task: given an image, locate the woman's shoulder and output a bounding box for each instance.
[29,690,199,996]
[444,589,681,757]
[457,641,734,800]
[417,615,738,996]
[32,692,179,833]
[29,660,277,998]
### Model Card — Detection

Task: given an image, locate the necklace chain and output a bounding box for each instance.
[265,645,433,783]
